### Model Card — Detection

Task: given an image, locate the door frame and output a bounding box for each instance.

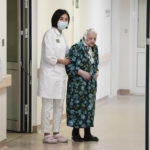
[20,0,32,133]
[146,0,149,149]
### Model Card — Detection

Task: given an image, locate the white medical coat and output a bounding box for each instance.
[38,27,69,99]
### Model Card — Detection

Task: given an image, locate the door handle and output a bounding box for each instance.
[147,38,150,46]
[2,39,5,47]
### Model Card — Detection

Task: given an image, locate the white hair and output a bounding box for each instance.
[83,28,97,40]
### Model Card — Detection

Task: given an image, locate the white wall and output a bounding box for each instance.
[79,0,111,54]
[0,0,7,142]
[78,0,112,99]
[119,0,131,89]
[111,0,120,96]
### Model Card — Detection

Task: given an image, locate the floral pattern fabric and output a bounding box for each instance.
[65,40,99,128]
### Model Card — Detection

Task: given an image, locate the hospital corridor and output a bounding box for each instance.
[0,0,149,150]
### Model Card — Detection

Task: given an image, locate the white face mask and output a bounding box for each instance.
[57,21,68,30]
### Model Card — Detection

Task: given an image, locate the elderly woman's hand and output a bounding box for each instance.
[57,58,70,65]
[78,69,91,80]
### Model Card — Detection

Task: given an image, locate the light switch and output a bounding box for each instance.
[2,39,5,47]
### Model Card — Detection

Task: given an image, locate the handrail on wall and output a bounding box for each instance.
[99,53,111,63]
[37,53,112,78]
[0,74,12,89]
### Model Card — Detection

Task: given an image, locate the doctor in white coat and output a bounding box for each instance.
[38,9,70,144]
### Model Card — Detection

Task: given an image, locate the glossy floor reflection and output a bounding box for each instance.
[3,95,145,150]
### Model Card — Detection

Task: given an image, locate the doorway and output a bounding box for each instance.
[7,0,32,133]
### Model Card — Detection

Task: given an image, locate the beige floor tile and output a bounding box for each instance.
[1,95,145,150]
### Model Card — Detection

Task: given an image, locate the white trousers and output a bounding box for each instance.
[41,98,64,133]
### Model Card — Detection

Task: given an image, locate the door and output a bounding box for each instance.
[7,0,32,133]
[133,0,146,94]
[7,0,21,132]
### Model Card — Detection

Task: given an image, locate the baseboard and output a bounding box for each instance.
[0,139,6,148]
[32,114,66,133]
[97,96,108,101]
[117,89,130,95]
[96,96,108,102]
[32,125,41,133]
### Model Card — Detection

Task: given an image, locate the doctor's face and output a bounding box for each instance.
[86,32,97,47]
[59,14,69,23]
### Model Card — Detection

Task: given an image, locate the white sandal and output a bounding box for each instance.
[43,135,58,144]
[53,134,68,143]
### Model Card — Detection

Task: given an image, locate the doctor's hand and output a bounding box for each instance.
[78,69,91,80]
[63,58,70,65]
[57,58,70,65]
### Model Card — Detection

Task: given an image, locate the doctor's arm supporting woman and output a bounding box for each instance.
[65,28,99,142]
[38,9,70,144]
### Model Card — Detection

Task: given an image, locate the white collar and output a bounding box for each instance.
[52,27,62,36]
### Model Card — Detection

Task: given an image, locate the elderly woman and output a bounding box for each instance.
[65,28,99,142]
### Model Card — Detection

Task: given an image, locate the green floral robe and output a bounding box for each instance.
[65,40,99,128]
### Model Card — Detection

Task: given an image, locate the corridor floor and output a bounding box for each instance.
[1,95,145,150]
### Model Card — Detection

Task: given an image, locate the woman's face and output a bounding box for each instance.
[59,14,69,23]
[86,33,97,47]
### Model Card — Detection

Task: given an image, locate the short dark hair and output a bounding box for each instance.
[51,9,70,28]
